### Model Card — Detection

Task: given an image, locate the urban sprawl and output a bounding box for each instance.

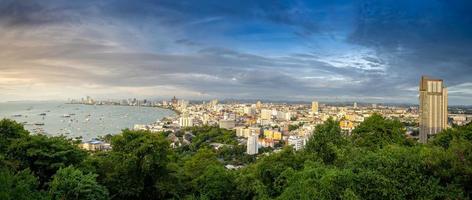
[73,76,472,157]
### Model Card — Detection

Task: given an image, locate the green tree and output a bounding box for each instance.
[95,129,175,199]
[0,168,47,200]
[305,118,346,164]
[428,123,472,197]
[430,122,472,148]
[187,126,238,151]
[217,145,255,165]
[0,119,29,153]
[193,165,236,200]
[277,161,358,200]
[7,135,87,186]
[183,148,220,180]
[252,147,307,198]
[347,145,463,199]
[351,113,407,149]
[49,166,109,200]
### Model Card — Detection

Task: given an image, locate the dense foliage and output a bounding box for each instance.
[1,115,471,199]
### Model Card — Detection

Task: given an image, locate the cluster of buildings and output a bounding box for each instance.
[76,76,471,153]
[132,96,425,154]
[69,96,162,107]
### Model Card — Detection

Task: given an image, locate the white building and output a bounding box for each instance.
[247,135,259,155]
[261,109,272,120]
[79,140,111,151]
[179,116,194,127]
[288,136,305,151]
[244,106,256,116]
[277,111,291,121]
[219,119,236,129]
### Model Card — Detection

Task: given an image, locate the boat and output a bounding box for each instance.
[39,113,46,116]
[12,114,22,117]
[32,127,46,135]
[34,122,45,126]
[62,114,71,118]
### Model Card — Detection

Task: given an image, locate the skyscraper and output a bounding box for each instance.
[419,76,448,143]
[311,101,319,113]
[256,101,262,110]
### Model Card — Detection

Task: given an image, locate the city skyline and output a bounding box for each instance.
[1,1,472,104]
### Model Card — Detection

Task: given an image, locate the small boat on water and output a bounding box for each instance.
[12,114,22,117]
[39,113,47,116]
[62,114,71,118]
[34,122,45,126]
[33,127,46,135]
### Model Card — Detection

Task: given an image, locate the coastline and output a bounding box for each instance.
[0,101,176,140]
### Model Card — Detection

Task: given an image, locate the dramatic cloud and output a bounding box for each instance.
[0,0,471,104]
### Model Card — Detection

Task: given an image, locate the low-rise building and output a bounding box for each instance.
[219,119,236,129]
[79,140,111,151]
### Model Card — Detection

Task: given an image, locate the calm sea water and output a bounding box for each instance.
[0,101,175,140]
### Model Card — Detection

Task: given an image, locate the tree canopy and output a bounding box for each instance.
[0,117,471,199]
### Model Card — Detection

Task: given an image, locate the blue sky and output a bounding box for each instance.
[0,0,471,104]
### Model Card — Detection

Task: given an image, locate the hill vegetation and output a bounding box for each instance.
[1,113,471,199]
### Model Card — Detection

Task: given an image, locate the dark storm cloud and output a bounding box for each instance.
[0,0,471,104]
[349,0,472,99]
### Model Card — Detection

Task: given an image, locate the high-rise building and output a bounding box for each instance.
[210,99,218,106]
[419,76,448,143]
[171,96,178,106]
[311,101,319,113]
[246,135,259,155]
[353,102,357,108]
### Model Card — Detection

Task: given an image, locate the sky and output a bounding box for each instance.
[0,0,471,104]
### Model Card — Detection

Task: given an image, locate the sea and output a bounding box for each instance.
[0,101,175,140]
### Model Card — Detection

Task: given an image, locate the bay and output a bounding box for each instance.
[0,101,175,140]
